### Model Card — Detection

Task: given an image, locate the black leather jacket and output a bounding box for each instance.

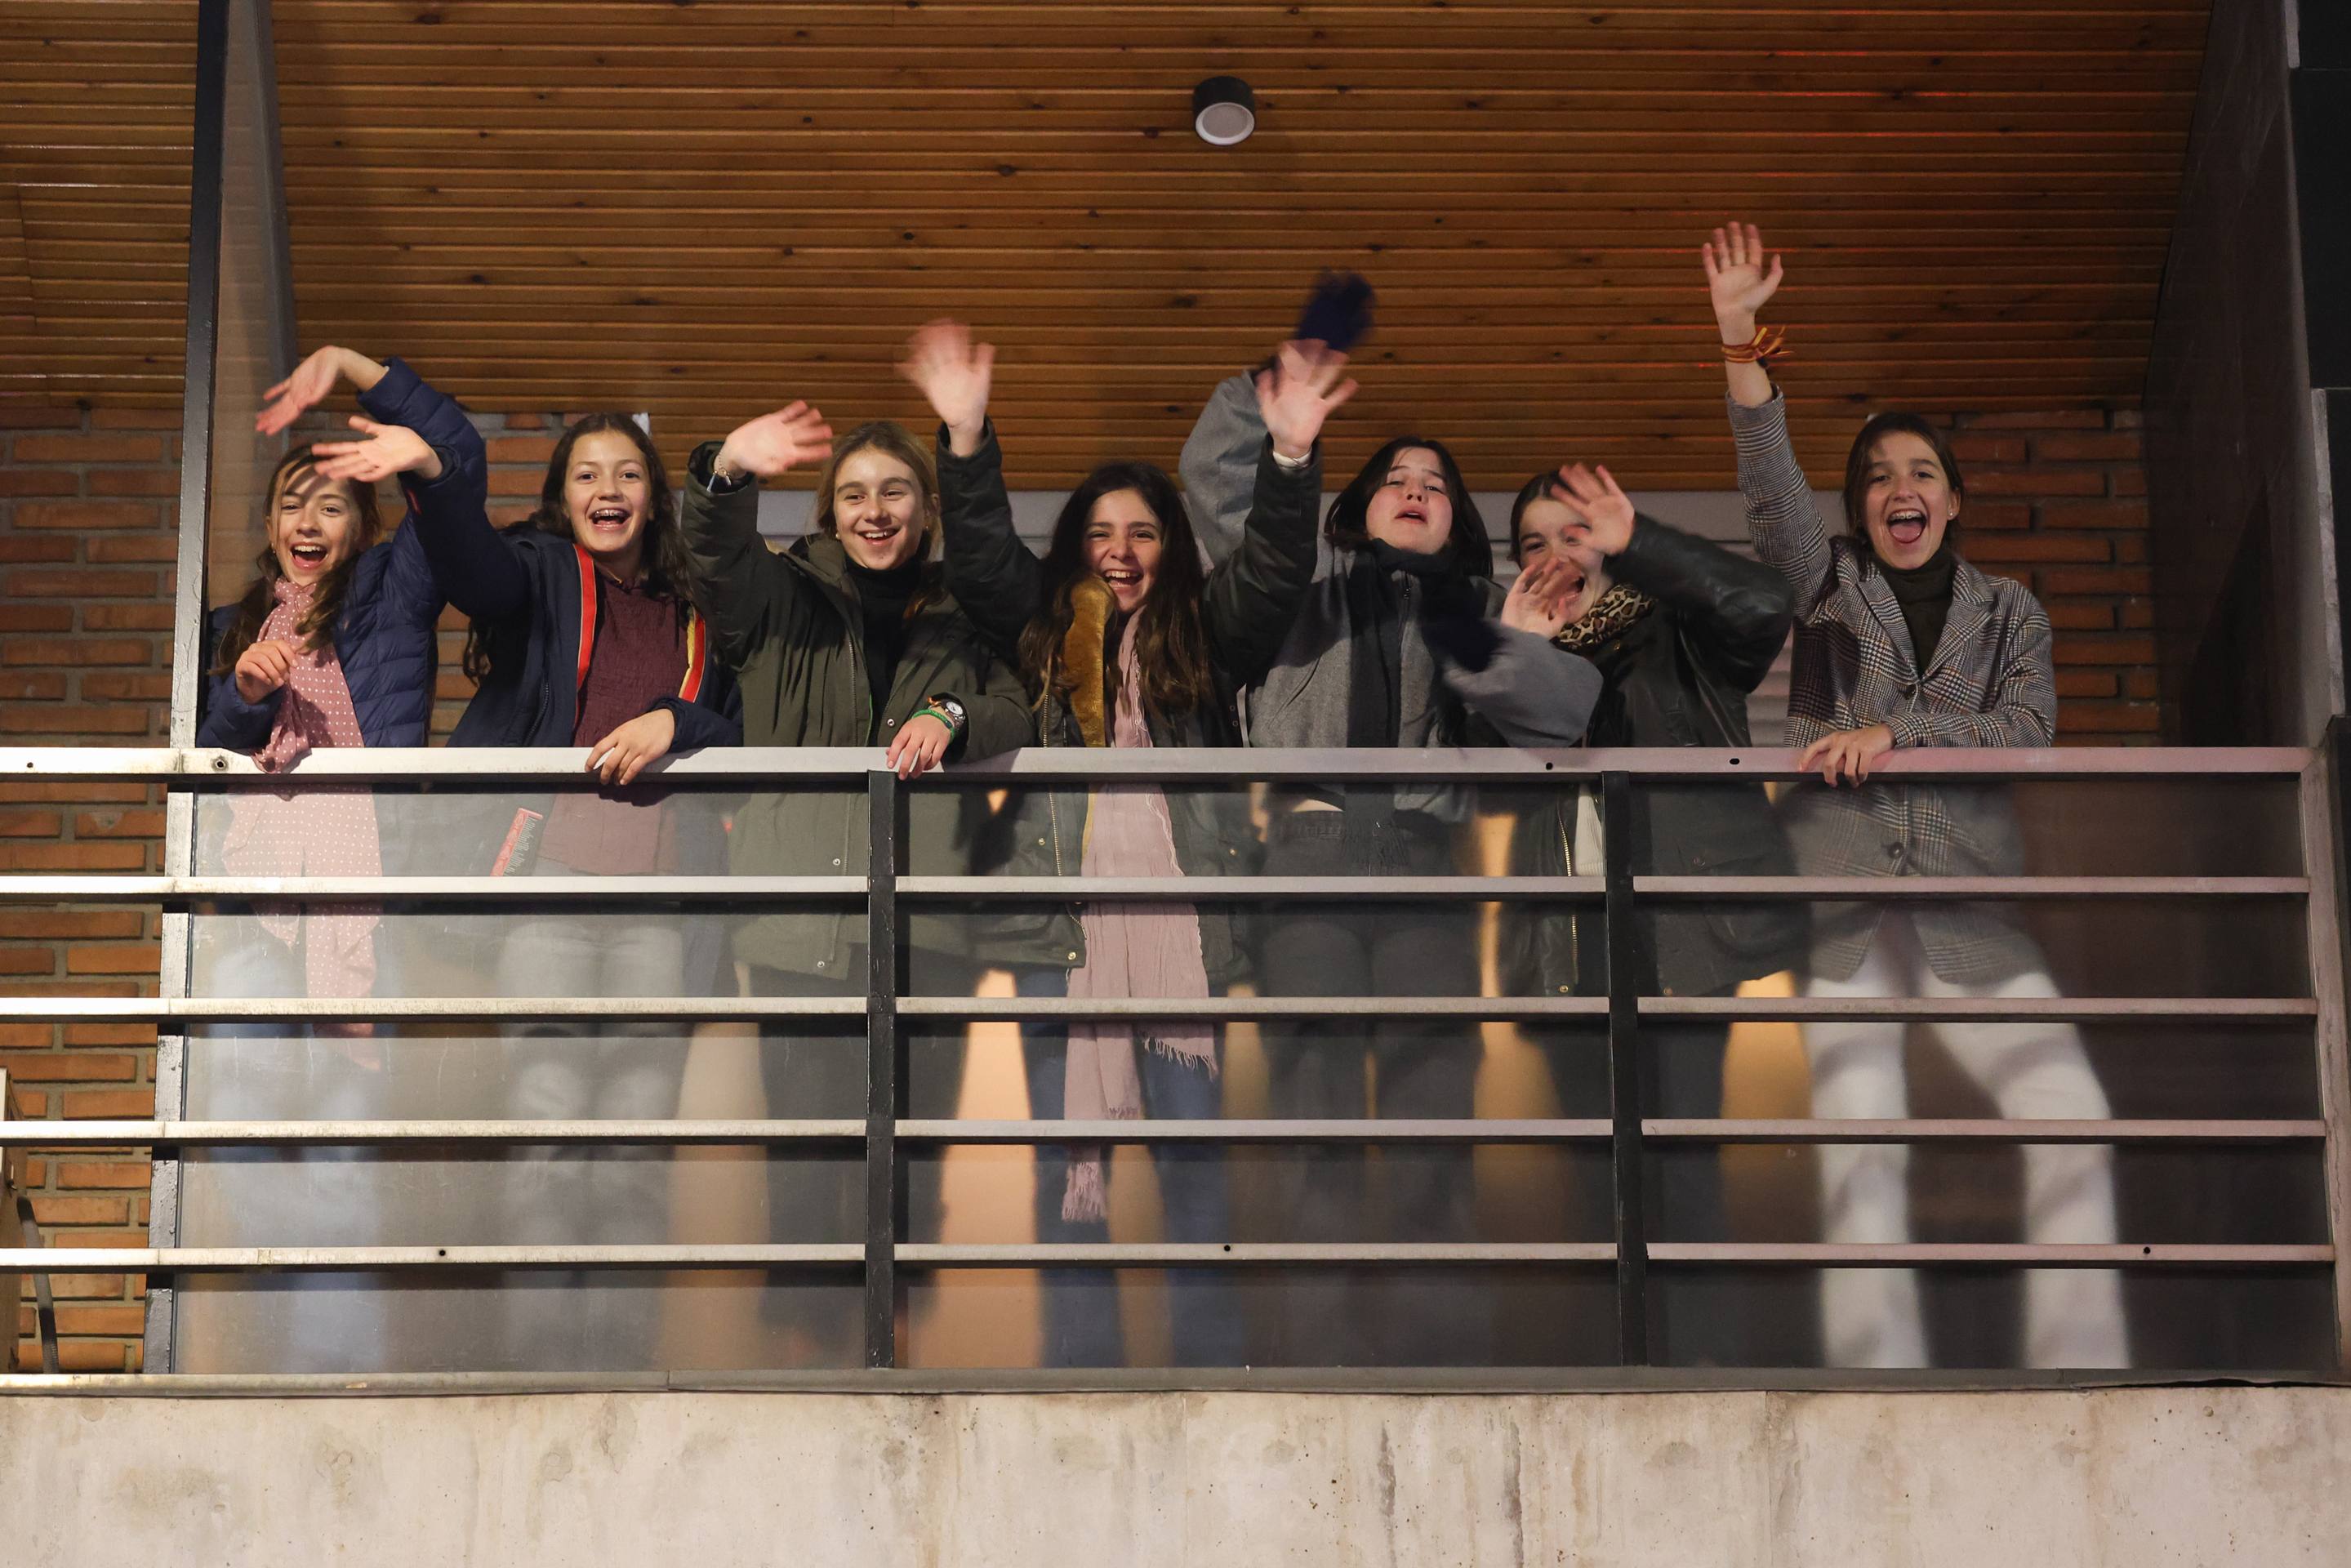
[1501,514,1809,1000]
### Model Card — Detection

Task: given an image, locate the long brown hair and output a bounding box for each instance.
[210,446,384,675]
[461,412,688,682]
[1016,461,1213,725]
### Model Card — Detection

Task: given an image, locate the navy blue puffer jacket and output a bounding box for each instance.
[195,358,473,749]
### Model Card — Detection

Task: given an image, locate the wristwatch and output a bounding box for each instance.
[924,693,968,735]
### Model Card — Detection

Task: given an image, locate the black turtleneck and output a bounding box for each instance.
[1878,539,1957,671]
[845,558,923,737]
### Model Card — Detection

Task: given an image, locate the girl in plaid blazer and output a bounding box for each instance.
[1704,222,2127,1370]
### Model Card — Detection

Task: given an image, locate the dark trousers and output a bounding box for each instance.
[1534,1008,1750,1365]
[1254,808,1493,1367]
[1017,964,1241,1368]
[747,956,969,1363]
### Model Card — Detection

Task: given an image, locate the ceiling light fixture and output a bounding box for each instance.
[1192,76,1256,146]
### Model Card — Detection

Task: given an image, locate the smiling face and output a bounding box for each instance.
[1363,445,1456,555]
[563,428,655,579]
[1859,430,1958,569]
[1082,488,1164,613]
[1513,495,1612,623]
[266,462,366,586]
[830,446,928,571]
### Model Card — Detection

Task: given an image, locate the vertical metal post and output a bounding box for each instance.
[862,768,906,1367]
[147,0,232,1374]
[2304,719,2351,1366]
[1602,770,1651,1365]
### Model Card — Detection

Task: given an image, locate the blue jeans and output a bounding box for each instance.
[1017,965,1242,1368]
[185,920,394,1374]
[493,879,688,1373]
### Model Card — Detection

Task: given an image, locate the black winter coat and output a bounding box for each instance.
[1500,514,1808,1000]
[933,422,1322,982]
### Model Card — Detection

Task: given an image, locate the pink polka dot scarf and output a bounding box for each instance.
[219,577,383,1004]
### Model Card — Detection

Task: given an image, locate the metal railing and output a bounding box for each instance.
[0,741,2340,1375]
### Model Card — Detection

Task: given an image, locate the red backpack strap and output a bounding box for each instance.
[678,607,709,704]
[572,543,598,705]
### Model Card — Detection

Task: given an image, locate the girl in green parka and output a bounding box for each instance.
[678,406,1036,1363]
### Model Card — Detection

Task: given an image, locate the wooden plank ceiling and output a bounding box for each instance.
[4,0,2211,487]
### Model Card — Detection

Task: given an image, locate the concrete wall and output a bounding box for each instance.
[2144,0,2343,743]
[2,1386,2345,1565]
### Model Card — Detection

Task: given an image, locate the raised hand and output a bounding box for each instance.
[713,400,835,482]
[585,707,677,787]
[310,416,443,484]
[1500,554,1577,640]
[1254,340,1359,462]
[896,319,996,457]
[234,639,296,705]
[256,345,388,437]
[1547,461,1636,557]
[1701,220,1784,344]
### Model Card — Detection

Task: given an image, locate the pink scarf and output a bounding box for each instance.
[1059,631,1216,1222]
[218,578,382,1008]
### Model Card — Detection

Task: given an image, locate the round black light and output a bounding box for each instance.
[1192,76,1256,146]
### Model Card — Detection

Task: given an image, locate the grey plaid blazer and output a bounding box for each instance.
[1730,391,2054,984]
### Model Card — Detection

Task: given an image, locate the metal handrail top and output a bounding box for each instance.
[0,745,2313,784]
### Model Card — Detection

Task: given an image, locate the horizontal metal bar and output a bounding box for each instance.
[0,872,2296,906]
[1638,997,2319,1022]
[0,1119,1609,1147]
[896,997,1611,1021]
[2,996,2300,1027]
[897,875,1600,902]
[1646,1243,2335,1267]
[1633,875,2311,900]
[6,1118,2309,1149]
[1641,1119,2328,1144]
[900,1118,1611,1143]
[0,1245,865,1272]
[893,1243,1617,1266]
[0,1241,2325,1273]
[0,997,868,1023]
[0,875,864,903]
[10,1367,2348,1396]
[0,746,2312,784]
[1,1120,867,1146]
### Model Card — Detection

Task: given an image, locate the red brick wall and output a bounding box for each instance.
[1935,408,2156,742]
[3,398,2155,1372]
[0,403,180,1370]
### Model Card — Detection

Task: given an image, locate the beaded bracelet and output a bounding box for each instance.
[1720,324,1789,365]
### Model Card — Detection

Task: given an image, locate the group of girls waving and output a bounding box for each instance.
[192,225,2121,1373]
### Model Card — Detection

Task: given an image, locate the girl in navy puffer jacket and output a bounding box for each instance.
[185,345,470,1374]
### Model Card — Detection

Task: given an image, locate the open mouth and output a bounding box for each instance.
[1886,507,1930,548]
[287,542,328,568]
[1394,504,1431,529]
[1101,568,1145,591]
[587,505,634,534]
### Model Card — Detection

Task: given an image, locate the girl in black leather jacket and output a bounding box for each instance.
[1498,461,1806,1365]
